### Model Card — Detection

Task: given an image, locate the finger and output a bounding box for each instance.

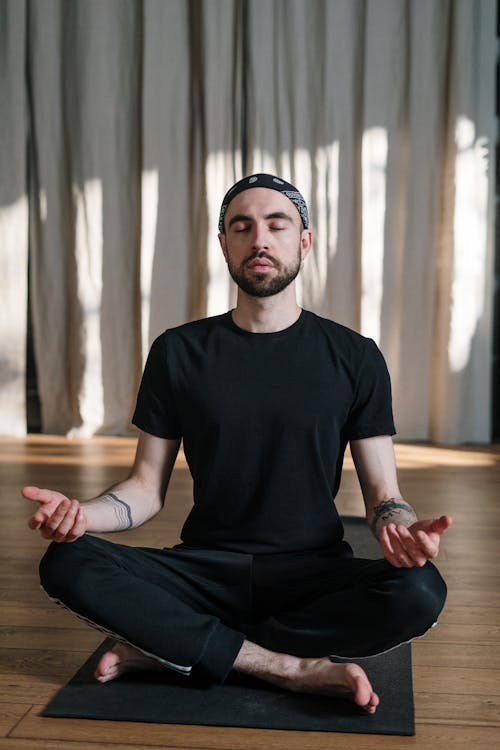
[415,530,439,559]
[41,524,57,540]
[28,514,48,530]
[22,486,69,505]
[42,498,72,535]
[22,485,42,500]
[65,507,87,543]
[427,515,453,535]
[52,500,80,542]
[27,511,43,530]
[379,526,403,568]
[387,525,416,568]
[378,525,394,556]
[28,506,54,530]
[395,525,428,567]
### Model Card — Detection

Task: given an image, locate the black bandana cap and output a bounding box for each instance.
[218,173,309,233]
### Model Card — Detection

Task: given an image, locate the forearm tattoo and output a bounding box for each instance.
[370,498,417,537]
[100,492,133,530]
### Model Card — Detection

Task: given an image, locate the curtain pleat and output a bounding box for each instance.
[246,0,366,328]
[0,0,28,436]
[142,0,191,349]
[245,0,496,443]
[0,0,495,442]
[429,0,496,443]
[27,0,143,435]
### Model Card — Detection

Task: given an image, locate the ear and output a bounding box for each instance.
[218,232,228,262]
[300,229,313,262]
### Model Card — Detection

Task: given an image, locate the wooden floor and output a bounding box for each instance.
[1,435,499,749]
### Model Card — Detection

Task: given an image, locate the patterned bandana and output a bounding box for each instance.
[218,173,309,232]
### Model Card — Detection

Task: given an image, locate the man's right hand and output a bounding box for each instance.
[22,486,87,542]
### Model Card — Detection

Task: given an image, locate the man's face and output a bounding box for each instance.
[218,188,312,298]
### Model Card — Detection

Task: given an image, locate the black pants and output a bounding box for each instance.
[39,534,447,684]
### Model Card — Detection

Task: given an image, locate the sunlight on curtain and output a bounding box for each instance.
[2,0,494,441]
[315,142,340,264]
[303,142,340,310]
[249,149,279,176]
[0,195,28,435]
[448,116,489,373]
[38,188,47,221]
[68,178,104,438]
[290,148,313,308]
[205,151,241,317]
[360,127,388,345]
[140,168,159,365]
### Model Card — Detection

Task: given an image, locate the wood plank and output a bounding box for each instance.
[0,741,197,750]
[0,704,32,738]
[436,605,500,627]
[0,590,55,607]
[0,627,102,652]
[415,692,500,727]
[433,560,500,575]
[0,606,89,629]
[440,592,499,612]
[412,665,500,696]
[0,740,208,750]
[415,623,500,645]
[413,642,500,670]
[1,437,500,749]
[0,649,87,704]
[10,705,500,749]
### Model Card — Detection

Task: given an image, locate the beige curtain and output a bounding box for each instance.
[0,0,496,442]
[0,0,28,436]
[244,0,496,443]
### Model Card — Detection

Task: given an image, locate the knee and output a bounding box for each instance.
[393,562,447,627]
[39,539,85,601]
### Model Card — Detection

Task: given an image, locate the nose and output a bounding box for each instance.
[251,222,269,251]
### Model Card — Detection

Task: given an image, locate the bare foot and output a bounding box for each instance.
[288,658,380,714]
[234,641,380,714]
[94,642,164,683]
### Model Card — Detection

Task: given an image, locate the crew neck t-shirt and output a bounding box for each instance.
[132,310,395,554]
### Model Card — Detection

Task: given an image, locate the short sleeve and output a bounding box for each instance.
[346,338,396,440]
[132,335,182,439]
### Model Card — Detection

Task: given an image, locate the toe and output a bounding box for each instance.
[94,649,121,681]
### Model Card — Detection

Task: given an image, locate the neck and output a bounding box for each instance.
[231,286,302,333]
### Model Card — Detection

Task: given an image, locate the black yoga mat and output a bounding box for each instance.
[41,518,415,736]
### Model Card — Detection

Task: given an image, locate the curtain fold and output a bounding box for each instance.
[142,0,191,349]
[245,0,366,328]
[0,0,496,442]
[245,0,496,443]
[190,0,243,320]
[27,0,143,435]
[0,0,28,436]
[429,0,496,443]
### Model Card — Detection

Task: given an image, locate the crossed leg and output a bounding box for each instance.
[41,537,445,717]
[95,639,379,714]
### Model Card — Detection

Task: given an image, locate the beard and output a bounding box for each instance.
[226,246,302,298]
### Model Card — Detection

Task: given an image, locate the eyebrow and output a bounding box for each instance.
[228,211,293,228]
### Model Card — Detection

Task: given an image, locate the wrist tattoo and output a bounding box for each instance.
[370,498,417,536]
[101,492,133,530]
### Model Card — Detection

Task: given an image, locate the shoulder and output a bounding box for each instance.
[302,311,390,383]
[146,315,232,373]
[303,311,372,354]
[153,313,230,347]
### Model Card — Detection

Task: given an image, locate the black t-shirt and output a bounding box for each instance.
[132,310,395,554]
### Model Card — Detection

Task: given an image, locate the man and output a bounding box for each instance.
[24,174,451,715]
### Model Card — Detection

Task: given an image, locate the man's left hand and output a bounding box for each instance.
[378,515,452,568]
